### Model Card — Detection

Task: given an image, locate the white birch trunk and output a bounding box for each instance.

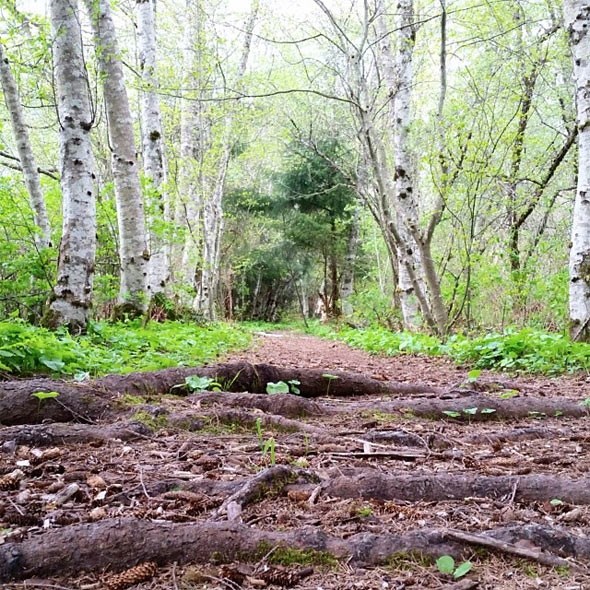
[177,0,207,291]
[340,205,359,316]
[565,0,590,341]
[84,0,149,316]
[193,0,259,318]
[0,42,51,249]
[136,0,169,295]
[47,0,96,333]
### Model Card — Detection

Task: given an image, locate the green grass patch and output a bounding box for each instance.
[0,319,251,377]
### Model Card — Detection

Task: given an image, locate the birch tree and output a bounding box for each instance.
[195,0,260,319]
[565,0,590,341]
[84,0,149,317]
[45,0,96,333]
[136,0,169,295]
[0,42,51,249]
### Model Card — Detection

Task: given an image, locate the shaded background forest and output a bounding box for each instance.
[0,0,578,334]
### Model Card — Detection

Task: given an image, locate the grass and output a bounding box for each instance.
[0,319,251,377]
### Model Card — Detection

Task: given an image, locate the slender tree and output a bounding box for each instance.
[565,0,590,341]
[136,0,169,295]
[84,0,149,317]
[0,42,51,249]
[45,0,96,333]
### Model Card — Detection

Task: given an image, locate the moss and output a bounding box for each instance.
[130,410,168,430]
[386,551,432,570]
[120,394,147,406]
[257,543,338,567]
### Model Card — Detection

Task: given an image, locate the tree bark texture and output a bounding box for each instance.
[0,43,51,249]
[565,0,590,341]
[84,0,149,315]
[136,0,170,295]
[46,0,97,333]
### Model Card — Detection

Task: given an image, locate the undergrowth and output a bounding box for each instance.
[245,321,590,375]
[0,319,250,377]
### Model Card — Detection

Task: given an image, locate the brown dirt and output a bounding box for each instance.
[2,331,590,589]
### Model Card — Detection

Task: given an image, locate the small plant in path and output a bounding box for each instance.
[436,555,473,579]
[266,380,301,394]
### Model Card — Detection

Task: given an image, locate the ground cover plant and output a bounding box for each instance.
[0,319,251,377]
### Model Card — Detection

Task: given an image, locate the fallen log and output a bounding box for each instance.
[0,519,586,582]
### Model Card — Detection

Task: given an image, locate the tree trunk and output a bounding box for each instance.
[84,0,149,317]
[45,0,96,334]
[564,0,590,340]
[137,0,169,295]
[178,0,207,293]
[193,0,259,319]
[0,42,51,249]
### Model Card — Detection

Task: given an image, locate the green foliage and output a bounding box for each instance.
[0,319,250,376]
[177,375,222,393]
[436,555,473,579]
[291,322,590,375]
[266,380,301,395]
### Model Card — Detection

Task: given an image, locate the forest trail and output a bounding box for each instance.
[2,331,590,589]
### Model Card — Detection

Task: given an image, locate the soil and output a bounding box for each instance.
[2,331,590,590]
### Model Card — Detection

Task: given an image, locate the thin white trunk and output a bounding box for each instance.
[178,0,207,291]
[84,0,149,315]
[565,0,590,341]
[47,0,96,333]
[340,205,359,316]
[0,42,51,249]
[136,0,169,295]
[193,0,260,318]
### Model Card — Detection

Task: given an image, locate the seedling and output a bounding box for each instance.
[261,437,276,465]
[31,391,60,402]
[172,375,221,394]
[322,373,339,395]
[466,369,481,384]
[266,380,301,395]
[436,555,473,579]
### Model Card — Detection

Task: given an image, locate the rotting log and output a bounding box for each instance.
[0,519,586,581]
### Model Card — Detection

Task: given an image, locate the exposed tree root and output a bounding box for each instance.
[0,421,152,446]
[323,469,590,504]
[0,362,440,425]
[0,519,585,582]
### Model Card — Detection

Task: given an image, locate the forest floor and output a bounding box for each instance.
[2,330,590,589]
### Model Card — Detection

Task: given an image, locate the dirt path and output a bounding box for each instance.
[2,332,590,589]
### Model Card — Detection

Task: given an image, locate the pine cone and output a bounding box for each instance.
[259,566,313,588]
[103,562,158,590]
[218,564,246,585]
[0,470,23,491]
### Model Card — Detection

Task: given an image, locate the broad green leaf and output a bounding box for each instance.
[436,555,455,575]
[31,391,60,401]
[453,561,473,579]
[266,381,289,394]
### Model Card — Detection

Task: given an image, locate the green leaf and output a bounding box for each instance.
[322,373,339,380]
[466,369,481,383]
[442,410,461,418]
[266,381,290,394]
[287,379,301,394]
[40,358,65,372]
[550,498,564,506]
[436,555,455,575]
[480,408,496,414]
[31,391,60,401]
[462,407,478,415]
[453,561,473,579]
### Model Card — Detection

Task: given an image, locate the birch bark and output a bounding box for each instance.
[46,0,96,333]
[565,0,590,341]
[84,0,149,316]
[136,0,169,294]
[193,0,259,319]
[0,42,51,249]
